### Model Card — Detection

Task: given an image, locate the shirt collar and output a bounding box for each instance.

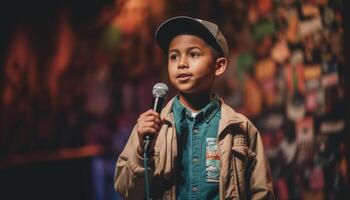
[172,94,221,123]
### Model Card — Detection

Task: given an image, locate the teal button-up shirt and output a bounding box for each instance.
[172,95,221,200]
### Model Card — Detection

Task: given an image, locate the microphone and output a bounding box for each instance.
[144,83,169,152]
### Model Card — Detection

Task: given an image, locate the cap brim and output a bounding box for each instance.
[155,16,221,55]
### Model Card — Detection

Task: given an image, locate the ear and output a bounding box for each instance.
[215,57,227,76]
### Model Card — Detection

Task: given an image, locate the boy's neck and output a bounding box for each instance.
[178,91,212,112]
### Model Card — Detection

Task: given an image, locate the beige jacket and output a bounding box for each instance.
[114,98,275,200]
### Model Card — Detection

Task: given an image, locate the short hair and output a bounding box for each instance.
[209,45,223,60]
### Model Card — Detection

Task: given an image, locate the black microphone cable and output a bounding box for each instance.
[144,139,151,200]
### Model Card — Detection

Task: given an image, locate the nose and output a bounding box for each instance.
[178,57,188,69]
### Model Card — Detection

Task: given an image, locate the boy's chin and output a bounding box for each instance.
[173,83,211,95]
[174,85,195,94]
[177,88,210,96]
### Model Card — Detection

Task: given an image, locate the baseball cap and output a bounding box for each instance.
[155,16,229,58]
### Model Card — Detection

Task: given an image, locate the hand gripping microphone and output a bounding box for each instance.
[144,83,169,152]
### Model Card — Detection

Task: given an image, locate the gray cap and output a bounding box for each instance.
[155,16,229,58]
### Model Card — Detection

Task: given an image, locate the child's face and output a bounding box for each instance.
[167,34,225,94]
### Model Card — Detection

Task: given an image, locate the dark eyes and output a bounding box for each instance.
[169,54,179,61]
[168,51,201,61]
[189,52,200,58]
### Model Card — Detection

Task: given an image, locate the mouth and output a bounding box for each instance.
[176,73,192,81]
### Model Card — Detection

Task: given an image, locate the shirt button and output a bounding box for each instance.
[193,158,199,163]
[192,186,198,192]
[193,128,199,134]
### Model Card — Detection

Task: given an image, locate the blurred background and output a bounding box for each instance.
[0,0,349,199]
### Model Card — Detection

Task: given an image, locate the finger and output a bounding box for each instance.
[140,127,157,136]
[141,109,160,118]
[142,115,161,124]
[139,121,160,131]
[137,116,159,126]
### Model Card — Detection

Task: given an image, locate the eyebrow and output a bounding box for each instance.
[168,49,179,54]
[168,46,202,54]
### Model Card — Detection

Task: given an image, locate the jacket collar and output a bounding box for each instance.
[161,96,244,136]
[161,98,175,119]
[218,100,244,135]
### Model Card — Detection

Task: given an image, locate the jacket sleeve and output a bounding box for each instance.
[248,125,275,200]
[114,125,155,199]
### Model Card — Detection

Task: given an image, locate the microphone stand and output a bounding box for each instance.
[143,136,152,200]
[144,96,162,199]
[143,83,168,200]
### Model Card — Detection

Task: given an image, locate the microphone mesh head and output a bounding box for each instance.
[152,83,168,98]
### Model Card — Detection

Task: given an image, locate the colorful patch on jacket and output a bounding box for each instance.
[206,138,220,183]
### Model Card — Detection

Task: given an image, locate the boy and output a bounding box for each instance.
[114,16,275,200]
